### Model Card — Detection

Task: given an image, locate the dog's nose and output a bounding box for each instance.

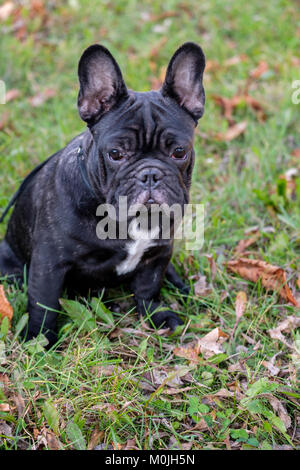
[138,168,163,187]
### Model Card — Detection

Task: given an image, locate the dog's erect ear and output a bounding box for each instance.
[78,44,128,125]
[161,42,206,121]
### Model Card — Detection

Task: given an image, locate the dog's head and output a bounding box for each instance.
[77,43,205,213]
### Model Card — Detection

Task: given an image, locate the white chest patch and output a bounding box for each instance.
[116,220,159,276]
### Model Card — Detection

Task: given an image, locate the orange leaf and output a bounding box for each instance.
[227,258,299,307]
[0,284,13,325]
[250,61,268,79]
[216,121,247,142]
[5,89,20,103]
[174,342,200,364]
[235,291,247,320]
[234,232,260,254]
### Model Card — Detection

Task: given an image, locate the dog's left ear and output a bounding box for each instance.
[161,42,206,122]
[77,44,128,125]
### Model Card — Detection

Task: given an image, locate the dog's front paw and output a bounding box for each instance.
[151,310,183,331]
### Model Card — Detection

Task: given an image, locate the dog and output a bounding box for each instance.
[0,42,205,346]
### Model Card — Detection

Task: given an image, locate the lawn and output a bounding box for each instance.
[0,0,299,450]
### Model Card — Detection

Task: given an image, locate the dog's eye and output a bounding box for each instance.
[108,149,124,161]
[171,147,186,159]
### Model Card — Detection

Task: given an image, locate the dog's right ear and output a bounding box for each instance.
[77,45,128,125]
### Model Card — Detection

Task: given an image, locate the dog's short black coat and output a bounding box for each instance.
[0,42,205,345]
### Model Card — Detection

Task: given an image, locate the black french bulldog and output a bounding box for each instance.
[0,42,205,346]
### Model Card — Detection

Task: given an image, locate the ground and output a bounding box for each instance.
[0,0,299,450]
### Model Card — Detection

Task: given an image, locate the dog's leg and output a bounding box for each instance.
[0,240,24,286]
[165,262,190,297]
[130,261,183,330]
[25,248,70,346]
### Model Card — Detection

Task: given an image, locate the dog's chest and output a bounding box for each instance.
[116,222,160,276]
[115,238,156,275]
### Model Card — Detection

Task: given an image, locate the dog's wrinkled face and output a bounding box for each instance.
[77,43,205,212]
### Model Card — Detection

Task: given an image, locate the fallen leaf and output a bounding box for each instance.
[194,275,212,297]
[12,393,25,418]
[266,395,291,429]
[224,54,247,67]
[268,316,300,347]
[234,232,261,254]
[29,88,56,107]
[291,57,300,67]
[162,386,194,395]
[213,95,266,125]
[174,342,201,364]
[204,254,217,280]
[291,148,300,158]
[0,421,12,439]
[189,418,209,432]
[198,327,229,359]
[0,112,9,131]
[231,291,247,339]
[5,89,20,103]
[216,121,247,142]
[297,274,300,289]
[46,430,63,450]
[0,285,13,325]
[0,403,10,412]
[123,437,139,450]
[250,61,269,79]
[0,2,14,21]
[262,360,280,376]
[227,258,299,307]
[87,428,104,450]
[175,327,229,362]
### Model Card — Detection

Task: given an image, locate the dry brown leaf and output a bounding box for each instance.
[0,285,13,325]
[5,89,20,103]
[291,148,300,158]
[123,437,139,450]
[174,342,201,364]
[227,258,299,307]
[291,57,300,67]
[216,121,247,142]
[12,393,25,418]
[224,54,247,67]
[234,232,260,254]
[231,291,247,340]
[213,94,266,125]
[46,430,63,450]
[266,395,291,430]
[204,254,217,280]
[0,403,10,412]
[235,291,247,320]
[176,327,229,361]
[0,112,9,131]
[198,327,229,359]
[262,360,280,376]
[29,88,56,107]
[162,386,194,395]
[87,428,104,450]
[0,2,14,21]
[268,316,300,347]
[250,61,269,79]
[194,275,212,297]
[297,273,300,289]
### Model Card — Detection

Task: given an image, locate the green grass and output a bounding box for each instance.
[0,0,299,450]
